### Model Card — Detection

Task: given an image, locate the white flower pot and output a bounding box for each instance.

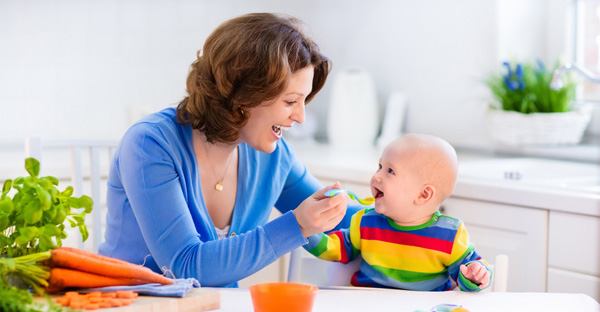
[486,105,593,146]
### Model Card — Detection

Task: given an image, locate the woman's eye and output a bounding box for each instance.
[286,100,297,105]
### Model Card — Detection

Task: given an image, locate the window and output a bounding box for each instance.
[576,0,600,102]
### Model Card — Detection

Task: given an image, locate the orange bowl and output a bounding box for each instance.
[249,282,318,312]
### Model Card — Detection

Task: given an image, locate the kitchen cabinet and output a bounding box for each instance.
[547,211,600,300]
[440,197,548,292]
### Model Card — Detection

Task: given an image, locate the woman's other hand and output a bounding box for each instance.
[293,182,349,238]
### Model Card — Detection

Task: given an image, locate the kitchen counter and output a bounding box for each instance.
[289,140,600,217]
[217,287,599,312]
[37,287,600,312]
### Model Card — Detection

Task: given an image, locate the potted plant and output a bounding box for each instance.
[485,60,592,145]
[0,157,93,257]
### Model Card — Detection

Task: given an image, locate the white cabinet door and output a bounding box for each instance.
[547,268,600,301]
[441,197,548,292]
[548,211,600,276]
[547,211,600,301]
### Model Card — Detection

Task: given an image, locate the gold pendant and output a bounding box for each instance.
[215,182,224,191]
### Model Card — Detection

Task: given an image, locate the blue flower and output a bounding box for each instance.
[502,62,512,77]
[515,64,525,90]
[502,62,525,91]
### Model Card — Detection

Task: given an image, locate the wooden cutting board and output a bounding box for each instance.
[39,288,221,312]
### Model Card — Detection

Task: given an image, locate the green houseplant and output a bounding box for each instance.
[0,158,93,257]
[486,60,576,113]
[485,60,592,145]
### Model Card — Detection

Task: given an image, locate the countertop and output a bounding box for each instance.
[217,287,599,312]
[37,287,600,312]
[289,140,600,217]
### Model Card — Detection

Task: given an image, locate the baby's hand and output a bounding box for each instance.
[459,262,490,289]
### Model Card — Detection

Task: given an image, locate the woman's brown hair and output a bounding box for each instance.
[176,13,331,143]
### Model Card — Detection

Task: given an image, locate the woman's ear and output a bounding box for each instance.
[415,185,435,205]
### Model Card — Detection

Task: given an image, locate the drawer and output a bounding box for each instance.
[548,211,600,276]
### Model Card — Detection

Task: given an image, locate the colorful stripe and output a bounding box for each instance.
[360,227,454,254]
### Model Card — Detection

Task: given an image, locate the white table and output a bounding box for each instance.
[214,287,600,312]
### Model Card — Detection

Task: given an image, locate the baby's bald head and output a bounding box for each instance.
[386,134,458,203]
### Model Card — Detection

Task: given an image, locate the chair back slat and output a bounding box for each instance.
[23,137,118,253]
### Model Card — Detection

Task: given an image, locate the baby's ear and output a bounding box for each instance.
[415,185,435,205]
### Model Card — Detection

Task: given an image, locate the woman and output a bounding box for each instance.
[98,13,358,287]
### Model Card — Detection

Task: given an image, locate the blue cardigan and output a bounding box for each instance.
[98,107,357,287]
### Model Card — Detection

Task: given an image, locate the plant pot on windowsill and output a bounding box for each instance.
[486,104,593,146]
[484,60,589,146]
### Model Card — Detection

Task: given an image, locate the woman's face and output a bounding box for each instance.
[239,66,314,153]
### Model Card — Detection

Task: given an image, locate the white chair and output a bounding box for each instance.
[24,137,118,253]
[288,247,509,292]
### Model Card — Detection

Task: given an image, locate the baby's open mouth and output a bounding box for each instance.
[374,187,384,199]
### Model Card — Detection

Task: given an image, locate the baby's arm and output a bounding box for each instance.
[460,262,491,289]
[303,208,366,263]
[448,222,493,292]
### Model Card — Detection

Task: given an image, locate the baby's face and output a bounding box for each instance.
[369,143,438,226]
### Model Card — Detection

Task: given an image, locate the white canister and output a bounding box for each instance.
[327,68,379,149]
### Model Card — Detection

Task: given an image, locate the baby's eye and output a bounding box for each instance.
[378,164,382,170]
[387,168,395,174]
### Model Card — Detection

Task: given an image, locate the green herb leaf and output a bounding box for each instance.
[23,200,42,225]
[51,209,67,224]
[61,186,73,197]
[38,235,55,251]
[42,224,61,236]
[17,226,38,241]
[79,224,89,242]
[0,197,14,215]
[2,179,11,194]
[0,217,9,232]
[25,158,40,177]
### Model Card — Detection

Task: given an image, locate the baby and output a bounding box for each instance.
[305,134,492,291]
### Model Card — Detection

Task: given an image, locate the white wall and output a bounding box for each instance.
[0,0,570,149]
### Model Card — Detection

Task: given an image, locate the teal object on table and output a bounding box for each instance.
[324,188,375,205]
[414,303,466,312]
[80,278,200,298]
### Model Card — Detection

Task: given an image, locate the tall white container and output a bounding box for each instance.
[327,68,379,149]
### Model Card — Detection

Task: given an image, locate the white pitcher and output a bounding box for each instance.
[327,68,379,149]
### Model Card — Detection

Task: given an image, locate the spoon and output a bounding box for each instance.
[324,188,375,205]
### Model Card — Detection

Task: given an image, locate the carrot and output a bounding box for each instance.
[116,290,137,298]
[55,291,139,310]
[46,267,148,293]
[49,247,174,285]
[84,303,100,310]
[57,247,138,266]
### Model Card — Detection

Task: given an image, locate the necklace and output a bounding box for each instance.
[202,141,235,191]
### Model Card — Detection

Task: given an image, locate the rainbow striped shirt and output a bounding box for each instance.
[304,209,491,291]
